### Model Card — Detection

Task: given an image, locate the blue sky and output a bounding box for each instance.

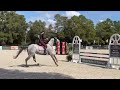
[16,11,120,27]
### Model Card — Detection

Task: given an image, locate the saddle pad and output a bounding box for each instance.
[38,46,44,51]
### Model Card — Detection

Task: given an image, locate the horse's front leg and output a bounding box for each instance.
[54,55,58,62]
[50,55,58,66]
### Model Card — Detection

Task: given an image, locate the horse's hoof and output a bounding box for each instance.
[37,63,40,66]
[13,56,16,59]
[25,65,29,67]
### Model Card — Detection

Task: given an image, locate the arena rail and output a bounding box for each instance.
[79,49,109,66]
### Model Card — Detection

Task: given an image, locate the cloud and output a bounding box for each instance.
[35,11,60,14]
[45,19,56,28]
[34,11,49,14]
[29,16,56,28]
[65,11,81,18]
[16,11,27,15]
[17,11,63,28]
[29,11,59,28]
[48,19,56,24]
[34,11,61,17]
[99,20,104,22]
[45,13,52,19]
[29,16,46,22]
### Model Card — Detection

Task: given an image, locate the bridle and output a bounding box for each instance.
[48,37,58,47]
[53,37,58,46]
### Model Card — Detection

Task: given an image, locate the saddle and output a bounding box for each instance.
[38,45,45,50]
[39,44,47,48]
[38,44,47,54]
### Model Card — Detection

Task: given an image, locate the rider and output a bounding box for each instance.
[38,31,47,55]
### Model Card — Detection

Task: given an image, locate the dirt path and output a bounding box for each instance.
[0,50,120,79]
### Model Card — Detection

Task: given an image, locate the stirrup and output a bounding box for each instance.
[44,50,47,55]
[43,52,46,55]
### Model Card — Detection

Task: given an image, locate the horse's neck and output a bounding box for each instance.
[48,39,53,47]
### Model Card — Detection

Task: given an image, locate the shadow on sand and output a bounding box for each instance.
[9,64,55,68]
[0,68,74,79]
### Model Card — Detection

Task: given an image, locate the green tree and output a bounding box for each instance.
[54,14,68,33]
[95,18,115,45]
[27,20,46,44]
[48,24,53,31]
[60,15,95,45]
[113,21,120,34]
[0,11,27,45]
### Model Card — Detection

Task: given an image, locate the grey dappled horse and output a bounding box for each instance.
[13,37,60,67]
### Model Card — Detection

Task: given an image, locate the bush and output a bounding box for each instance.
[66,43,73,62]
[66,54,72,62]
[66,50,73,62]
[68,43,72,51]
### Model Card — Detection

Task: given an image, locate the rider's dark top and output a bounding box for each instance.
[39,33,47,48]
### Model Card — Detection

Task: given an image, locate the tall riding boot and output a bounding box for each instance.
[44,48,46,55]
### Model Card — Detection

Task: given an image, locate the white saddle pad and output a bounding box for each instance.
[38,46,44,51]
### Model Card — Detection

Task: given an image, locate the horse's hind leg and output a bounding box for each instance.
[33,55,39,66]
[25,55,31,67]
[33,55,36,62]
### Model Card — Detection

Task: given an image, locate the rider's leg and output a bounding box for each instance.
[43,46,47,55]
[41,41,47,55]
[44,44,47,55]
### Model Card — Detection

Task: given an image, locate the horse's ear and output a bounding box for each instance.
[54,37,57,39]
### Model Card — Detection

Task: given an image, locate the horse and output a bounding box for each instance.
[13,37,60,67]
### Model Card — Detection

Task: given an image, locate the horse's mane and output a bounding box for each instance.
[46,37,54,43]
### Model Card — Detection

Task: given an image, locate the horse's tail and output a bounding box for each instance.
[13,45,28,59]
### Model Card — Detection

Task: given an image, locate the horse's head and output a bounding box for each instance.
[48,37,60,46]
[54,37,60,45]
